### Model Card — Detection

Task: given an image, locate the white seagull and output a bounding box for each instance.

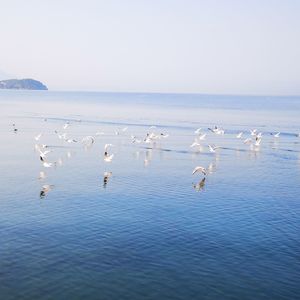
[160,133,169,138]
[63,122,70,130]
[34,133,42,141]
[66,138,77,143]
[194,127,202,134]
[104,154,114,162]
[190,141,200,148]
[236,132,243,139]
[192,166,207,176]
[131,135,142,144]
[43,162,53,168]
[38,149,51,159]
[254,138,262,146]
[199,133,206,140]
[208,144,219,153]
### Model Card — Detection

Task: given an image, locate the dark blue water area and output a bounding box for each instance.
[1,169,300,300]
[0,91,300,299]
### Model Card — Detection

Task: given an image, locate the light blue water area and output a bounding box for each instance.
[0,90,300,299]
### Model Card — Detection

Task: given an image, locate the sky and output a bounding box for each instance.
[0,0,299,95]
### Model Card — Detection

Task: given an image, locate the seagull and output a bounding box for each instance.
[104,154,114,162]
[34,133,42,141]
[149,132,158,140]
[208,144,219,153]
[272,132,280,138]
[256,132,263,138]
[208,126,224,135]
[144,132,158,144]
[190,141,200,148]
[104,144,114,161]
[236,132,243,139]
[199,133,206,140]
[122,127,128,132]
[38,149,51,159]
[192,166,207,175]
[250,129,257,136]
[66,138,77,143]
[63,122,70,130]
[160,133,169,138]
[149,125,157,129]
[254,138,262,146]
[194,127,202,134]
[131,135,142,143]
[43,162,53,168]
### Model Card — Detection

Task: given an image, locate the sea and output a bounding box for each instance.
[0,90,299,300]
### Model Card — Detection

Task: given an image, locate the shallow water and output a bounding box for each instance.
[1,90,300,300]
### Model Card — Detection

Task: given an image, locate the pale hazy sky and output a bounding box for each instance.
[0,0,299,95]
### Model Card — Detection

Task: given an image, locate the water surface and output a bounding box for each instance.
[1,90,300,300]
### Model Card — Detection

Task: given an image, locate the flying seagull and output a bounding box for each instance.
[208,144,219,153]
[236,132,243,139]
[192,166,207,176]
[34,133,42,141]
[272,132,280,138]
[194,127,202,134]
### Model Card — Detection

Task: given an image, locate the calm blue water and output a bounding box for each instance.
[1,90,300,300]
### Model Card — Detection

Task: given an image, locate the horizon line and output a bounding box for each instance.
[1,88,299,98]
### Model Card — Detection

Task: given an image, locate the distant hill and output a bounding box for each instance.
[0,79,48,90]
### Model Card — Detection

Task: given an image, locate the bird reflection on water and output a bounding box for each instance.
[39,184,54,199]
[103,172,112,188]
[193,177,206,192]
